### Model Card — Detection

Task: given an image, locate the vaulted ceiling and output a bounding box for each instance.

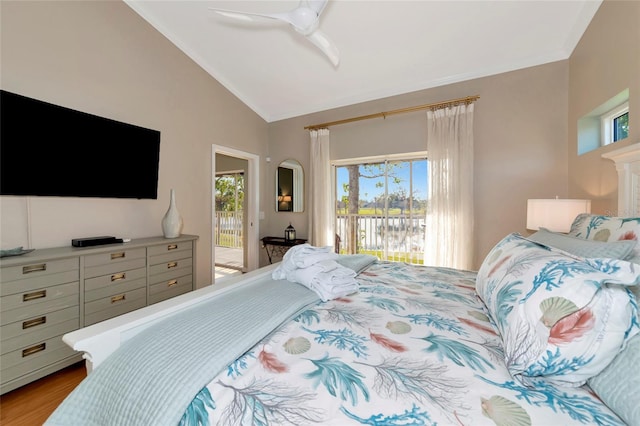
[124,0,602,122]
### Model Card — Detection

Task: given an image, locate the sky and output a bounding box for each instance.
[335,160,428,202]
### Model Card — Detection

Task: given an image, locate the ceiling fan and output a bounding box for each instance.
[208,0,340,67]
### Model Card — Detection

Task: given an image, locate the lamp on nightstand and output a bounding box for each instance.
[526,197,591,233]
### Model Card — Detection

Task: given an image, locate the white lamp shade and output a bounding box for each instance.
[526,199,591,233]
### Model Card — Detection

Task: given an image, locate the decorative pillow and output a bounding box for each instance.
[527,227,636,259]
[476,233,640,387]
[569,213,640,263]
[587,333,640,426]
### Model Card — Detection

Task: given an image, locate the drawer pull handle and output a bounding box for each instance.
[23,316,47,329]
[167,262,178,269]
[23,290,46,302]
[110,252,126,260]
[111,272,126,282]
[22,263,46,274]
[167,244,178,250]
[22,343,46,357]
[111,294,126,303]
[167,279,178,287]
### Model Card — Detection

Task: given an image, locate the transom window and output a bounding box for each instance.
[601,101,629,146]
[577,88,629,155]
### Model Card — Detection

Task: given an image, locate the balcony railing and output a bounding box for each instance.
[215,211,424,263]
[215,211,243,248]
[336,214,425,264]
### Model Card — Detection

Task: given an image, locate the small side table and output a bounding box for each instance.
[261,237,307,264]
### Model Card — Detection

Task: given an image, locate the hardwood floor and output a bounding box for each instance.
[0,362,86,425]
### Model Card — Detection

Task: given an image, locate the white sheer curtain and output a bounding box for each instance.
[309,129,334,247]
[425,103,474,269]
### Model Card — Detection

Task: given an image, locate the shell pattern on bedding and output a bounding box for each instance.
[178,261,625,426]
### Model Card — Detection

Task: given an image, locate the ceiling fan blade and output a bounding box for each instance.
[208,7,290,24]
[305,0,328,16]
[306,29,340,67]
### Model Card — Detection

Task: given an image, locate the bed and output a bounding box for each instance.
[44,214,640,426]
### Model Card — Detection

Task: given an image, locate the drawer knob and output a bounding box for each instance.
[110,252,126,260]
[23,316,47,329]
[22,343,46,357]
[22,263,47,274]
[167,244,178,250]
[23,289,46,302]
[167,279,178,287]
[167,261,178,269]
[111,272,126,282]
[111,294,126,303]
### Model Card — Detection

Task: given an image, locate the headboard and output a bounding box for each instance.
[602,143,640,217]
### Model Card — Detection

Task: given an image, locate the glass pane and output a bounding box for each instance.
[614,112,629,142]
[335,158,427,264]
[359,162,386,256]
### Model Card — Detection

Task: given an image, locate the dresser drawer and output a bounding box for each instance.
[0,257,78,285]
[85,276,146,303]
[1,306,79,355]
[149,256,192,277]
[85,259,146,280]
[1,334,78,384]
[85,267,146,293]
[148,263,193,284]
[0,270,79,299]
[84,287,147,326]
[0,281,79,325]
[149,274,193,305]
[148,241,192,258]
[84,248,146,278]
[149,249,193,268]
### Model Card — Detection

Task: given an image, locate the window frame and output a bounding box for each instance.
[332,151,428,263]
[601,101,629,146]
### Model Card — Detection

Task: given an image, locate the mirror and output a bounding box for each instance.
[276,159,304,212]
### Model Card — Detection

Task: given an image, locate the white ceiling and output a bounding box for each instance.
[124,0,602,123]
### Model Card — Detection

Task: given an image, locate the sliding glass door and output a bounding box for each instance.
[335,154,427,264]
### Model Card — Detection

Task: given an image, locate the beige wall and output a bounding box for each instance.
[268,61,570,268]
[0,1,269,288]
[569,0,640,214]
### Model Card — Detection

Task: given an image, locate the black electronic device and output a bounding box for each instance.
[0,90,161,199]
[71,236,122,247]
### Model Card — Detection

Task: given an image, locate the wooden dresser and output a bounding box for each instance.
[0,234,198,394]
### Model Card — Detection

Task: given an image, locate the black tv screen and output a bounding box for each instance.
[0,90,161,199]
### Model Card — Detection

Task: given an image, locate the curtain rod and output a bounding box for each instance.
[304,95,480,131]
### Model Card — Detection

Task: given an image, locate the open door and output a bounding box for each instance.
[212,146,259,284]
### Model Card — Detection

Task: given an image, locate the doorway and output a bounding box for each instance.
[214,169,244,278]
[212,145,260,284]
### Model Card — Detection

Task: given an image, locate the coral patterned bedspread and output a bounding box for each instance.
[180,261,624,425]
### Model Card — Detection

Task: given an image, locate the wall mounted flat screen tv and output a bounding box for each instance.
[0,90,161,199]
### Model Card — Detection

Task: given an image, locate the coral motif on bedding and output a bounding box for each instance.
[179,261,626,425]
[569,213,640,263]
[476,233,640,388]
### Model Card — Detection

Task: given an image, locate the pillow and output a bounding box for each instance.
[476,232,640,387]
[568,215,640,326]
[588,333,640,426]
[569,213,640,263]
[527,227,636,259]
